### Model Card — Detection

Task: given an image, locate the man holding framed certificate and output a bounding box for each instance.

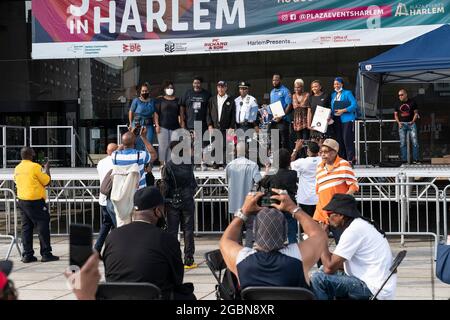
[270,73,292,149]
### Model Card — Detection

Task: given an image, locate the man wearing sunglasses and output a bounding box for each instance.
[394,89,420,164]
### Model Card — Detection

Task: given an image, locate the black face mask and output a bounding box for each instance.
[141,93,149,99]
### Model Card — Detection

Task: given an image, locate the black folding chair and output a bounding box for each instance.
[204,249,240,300]
[370,250,407,300]
[241,286,316,300]
[95,282,162,300]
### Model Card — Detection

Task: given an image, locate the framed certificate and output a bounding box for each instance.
[247,106,259,122]
[311,106,331,133]
[269,101,285,118]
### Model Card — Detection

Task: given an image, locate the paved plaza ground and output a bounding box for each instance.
[1,235,449,300]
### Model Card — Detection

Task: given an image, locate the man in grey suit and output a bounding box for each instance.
[207,81,235,168]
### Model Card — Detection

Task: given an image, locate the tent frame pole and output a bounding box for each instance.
[360,73,369,165]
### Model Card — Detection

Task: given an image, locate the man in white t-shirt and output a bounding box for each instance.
[290,140,321,216]
[94,143,118,252]
[310,193,396,300]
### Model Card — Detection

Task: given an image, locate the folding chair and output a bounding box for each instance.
[241,286,316,300]
[95,282,162,300]
[370,250,407,300]
[204,249,239,300]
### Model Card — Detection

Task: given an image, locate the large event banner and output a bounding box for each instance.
[32,0,450,59]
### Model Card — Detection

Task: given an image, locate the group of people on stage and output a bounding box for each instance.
[127,74,359,166]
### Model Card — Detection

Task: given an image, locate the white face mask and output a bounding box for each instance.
[165,88,174,96]
[335,87,343,93]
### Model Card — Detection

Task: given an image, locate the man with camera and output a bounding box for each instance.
[258,149,298,243]
[14,147,59,263]
[220,188,327,289]
[111,127,157,226]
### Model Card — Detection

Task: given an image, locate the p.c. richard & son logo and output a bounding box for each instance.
[204,39,229,51]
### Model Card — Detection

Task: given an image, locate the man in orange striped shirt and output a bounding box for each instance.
[314,139,358,226]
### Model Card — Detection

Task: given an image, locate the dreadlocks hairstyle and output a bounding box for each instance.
[343,216,386,238]
[359,216,386,237]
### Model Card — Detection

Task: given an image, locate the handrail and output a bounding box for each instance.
[0,126,27,168]
[29,126,75,167]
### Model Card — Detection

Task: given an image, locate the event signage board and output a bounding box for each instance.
[32,0,450,59]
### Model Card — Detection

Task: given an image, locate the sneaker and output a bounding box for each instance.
[41,254,60,262]
[184,257,198,269]
[21,256,38,263]
[412,161,421,165]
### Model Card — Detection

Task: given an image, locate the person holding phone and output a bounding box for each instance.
[14,147,59,263]
[330,77,358,164]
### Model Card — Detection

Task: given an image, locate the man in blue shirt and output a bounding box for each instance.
[113,128,157,190]
[270,73,292,149]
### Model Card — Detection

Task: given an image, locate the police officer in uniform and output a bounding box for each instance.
[234,81,259,132]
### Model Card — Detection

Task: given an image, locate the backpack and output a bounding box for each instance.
[164,164,184,209]
[156,165,169,198]
[100,169,113,198]
[110,152,141,227]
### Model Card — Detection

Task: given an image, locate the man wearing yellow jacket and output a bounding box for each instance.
[14,147,59,263]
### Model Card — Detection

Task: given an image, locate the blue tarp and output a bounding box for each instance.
[359,24,450,82]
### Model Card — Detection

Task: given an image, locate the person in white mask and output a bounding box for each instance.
[330,77,358,165]
[154,80,184,165]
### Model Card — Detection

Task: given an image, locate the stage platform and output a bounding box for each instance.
[1,164,450,182]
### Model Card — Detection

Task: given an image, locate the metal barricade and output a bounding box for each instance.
[46,184,102,236]
[194,178,230,235]
[441,185,450,240]
[0,125,27,168]
[357,181,441,258]
[30,126,75,167]
[0,188,21,259]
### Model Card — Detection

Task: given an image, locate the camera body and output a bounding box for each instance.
[257,189,281,207]
[133,119,142,136]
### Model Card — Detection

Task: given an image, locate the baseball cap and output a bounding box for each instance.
[133,187,164,211]
[217,81,227,87]
[322,138,339,152]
